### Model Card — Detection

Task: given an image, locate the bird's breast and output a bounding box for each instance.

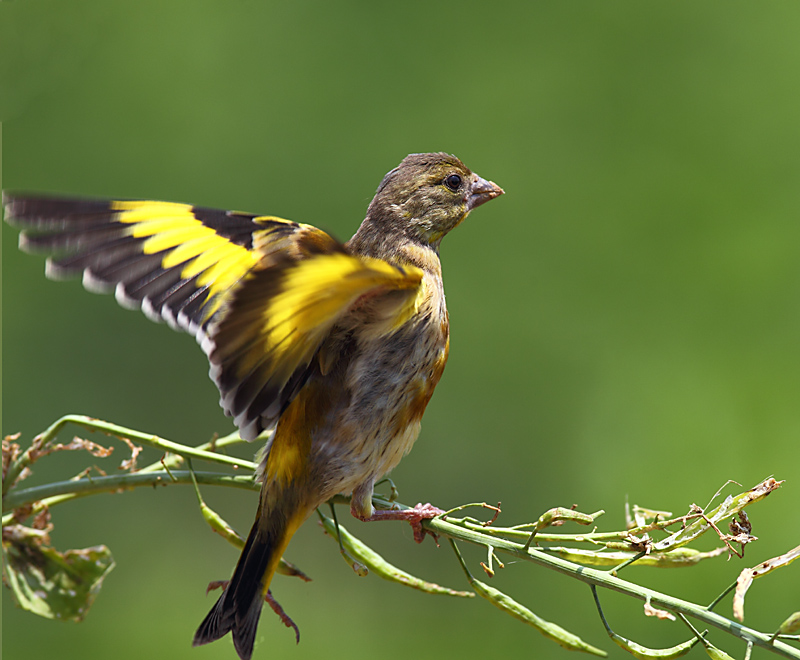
[262,261,450,506]
[345,273,449,463]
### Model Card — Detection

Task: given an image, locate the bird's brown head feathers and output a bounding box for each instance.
[351,152,503,254]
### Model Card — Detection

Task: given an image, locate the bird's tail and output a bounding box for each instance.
[193,501,306,660]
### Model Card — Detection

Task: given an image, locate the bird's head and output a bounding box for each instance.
[362,152,503,248]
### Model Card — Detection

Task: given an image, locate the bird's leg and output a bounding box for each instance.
[350,482,443,543]
[203,580,299,642]
[359,503,445,544]
[204,579,230,595]
[265,590,299,643]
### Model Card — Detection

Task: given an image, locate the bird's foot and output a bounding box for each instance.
[355,502,445,543]
[265,590,299,644]
[204,579,230,595]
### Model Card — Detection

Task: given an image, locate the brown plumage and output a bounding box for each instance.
[3,153,503,660]
[194,153,502,659]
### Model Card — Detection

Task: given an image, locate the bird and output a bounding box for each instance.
[3,152,503,660]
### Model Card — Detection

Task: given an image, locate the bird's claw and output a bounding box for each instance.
[265,590,300,644]
[358,501,445,543]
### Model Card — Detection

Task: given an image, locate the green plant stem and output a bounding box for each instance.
[2,470,258,523]
[3,423,796,659]
[137,430,252,473]
[456,520,629,544]
[3,416,257,497]
[707,579,739,612]
[423,516,799,660]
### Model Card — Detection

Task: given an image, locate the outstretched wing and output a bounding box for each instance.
[4,196,289,333]
[208,250,423,439]
[3,194,423,440]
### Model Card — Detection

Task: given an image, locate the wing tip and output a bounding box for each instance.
[114,282,142,310]
[41,259,80,283]
[17,232,39,254]
[140,295,165,323]
[3,192,23,226]
[162,305,182,331]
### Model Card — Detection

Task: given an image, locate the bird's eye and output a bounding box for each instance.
[443,173,462,192]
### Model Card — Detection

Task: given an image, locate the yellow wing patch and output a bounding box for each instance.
[110,201,264,324]
[4,195,307,335]
[259,253,422,370]
[207,251,423,440]
[4,193,426,443]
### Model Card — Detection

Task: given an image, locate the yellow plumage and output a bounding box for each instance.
[3,152,503,660]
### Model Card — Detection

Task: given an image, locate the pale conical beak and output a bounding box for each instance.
[467,174,504,210]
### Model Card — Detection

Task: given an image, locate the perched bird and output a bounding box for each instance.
[3,152,503,660]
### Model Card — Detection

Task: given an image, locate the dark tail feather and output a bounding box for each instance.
[193,515,286,660]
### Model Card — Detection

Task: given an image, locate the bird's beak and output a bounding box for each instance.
[467,174,504,210]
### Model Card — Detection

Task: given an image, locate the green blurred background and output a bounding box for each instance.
[3,2,799,659]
